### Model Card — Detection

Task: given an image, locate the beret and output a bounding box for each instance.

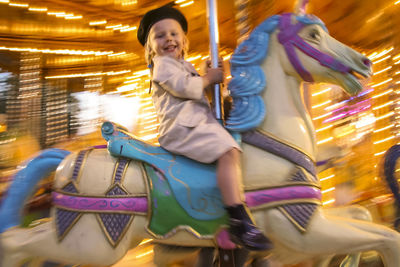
[137,6,188,46]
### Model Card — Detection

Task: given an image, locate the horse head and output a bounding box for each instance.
[276,13,372,96]
[226,13,372,160]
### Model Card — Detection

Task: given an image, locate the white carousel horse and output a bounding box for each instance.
[1,13,397,267]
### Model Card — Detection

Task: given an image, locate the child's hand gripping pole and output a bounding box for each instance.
[206,0,223,124]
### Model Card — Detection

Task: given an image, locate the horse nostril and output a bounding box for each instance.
[363,58,372,68]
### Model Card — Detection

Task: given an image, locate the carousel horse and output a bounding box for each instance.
[2,12,397,267]
[382,145,400,232]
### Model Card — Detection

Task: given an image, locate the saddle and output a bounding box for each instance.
[101,121,227,221]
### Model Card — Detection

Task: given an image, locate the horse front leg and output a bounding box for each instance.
[262,208,400,267]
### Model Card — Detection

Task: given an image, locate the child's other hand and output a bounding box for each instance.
[200,57,224,74]
[204,67,224,86]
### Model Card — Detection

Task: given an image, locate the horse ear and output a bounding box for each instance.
[294,0,309,15]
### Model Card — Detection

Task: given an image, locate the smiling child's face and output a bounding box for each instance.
[148,18,185,60]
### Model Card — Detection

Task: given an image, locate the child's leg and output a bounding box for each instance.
[217,148,273,251]
[217,148,243,206]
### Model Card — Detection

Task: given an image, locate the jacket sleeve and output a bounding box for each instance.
[152,56,204,100]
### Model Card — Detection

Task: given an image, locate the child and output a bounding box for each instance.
[137,5,272,251]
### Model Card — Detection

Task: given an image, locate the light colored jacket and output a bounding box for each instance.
[151,55,240,163]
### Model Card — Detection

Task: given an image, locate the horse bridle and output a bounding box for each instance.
[277,13,351,82]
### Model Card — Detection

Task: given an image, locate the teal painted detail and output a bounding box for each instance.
[145,164,228,236]
[225,15,280,132]
[0,149,70,233]
[101,122,227,221]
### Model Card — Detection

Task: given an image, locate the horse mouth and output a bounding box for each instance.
[349,69,369,80]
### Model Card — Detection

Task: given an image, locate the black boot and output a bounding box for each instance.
[226,204,273,251]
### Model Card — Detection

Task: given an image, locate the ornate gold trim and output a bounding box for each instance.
[255,128,315,162]
[54,208,83,242]
[250,199,321,211]
[75,148,93,184]
[52,204,146,215]
[96,213,135,248]
[244,182,321,192]
[277,204,320,234]
[53,189,147,198]
[121,140,174,159]
[145,224,215,240]
[110,158,130,185]
[141,162,154,228]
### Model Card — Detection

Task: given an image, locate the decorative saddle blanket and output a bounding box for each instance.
[102,121,226,221]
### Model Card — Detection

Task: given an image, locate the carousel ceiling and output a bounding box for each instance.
[0,0,398,90]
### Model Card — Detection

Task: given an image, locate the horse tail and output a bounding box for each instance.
[0,148,70,233]
[383,144,400,230]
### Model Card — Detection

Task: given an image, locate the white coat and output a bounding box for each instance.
[151,55,240,163]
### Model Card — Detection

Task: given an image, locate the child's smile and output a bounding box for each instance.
[149,18,185,60]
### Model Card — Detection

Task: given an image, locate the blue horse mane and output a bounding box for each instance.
[225,14,327,132]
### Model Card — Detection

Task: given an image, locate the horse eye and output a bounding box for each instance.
[310,30,320,40]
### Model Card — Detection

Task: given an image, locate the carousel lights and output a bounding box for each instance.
[316,124,333,132]
[372,100,394,110]
[141,133,159,141]
[372,55,391,65]
[0,46,113,56]
[312,87,331,97]
[142,106,155,112]
[186,55,201,62]
[322,199,335,205]
[374,66,392,75]
[375,111,395,121]
[335,128,355,138]
[321,187,335,194]
[121,0,137,6]
[313,112,332,121]
[320,174,335,182]
[394,54,400,61]
[316,136,333,145]
[28,7,47,12]
[371,78,393,88]
[120,26,137,32]
[374,150,386,156]
[373,135,395,145]
[139,112,157,118]
[108,52,126,57]
[117,84,137,93]
[65,15,83,20]
[143,125,158,130]
[372,88,393,98]
[312,100,331,109]
[90,20,107,26]
[9,2,28,7]
[135,248,153,259]
[179,0,194,8]
[323,113,347,123]
[45,70,130,79]
[139,128,157,134]
[323,89,373,112]
[368,47,393,61]
[0,0,9,3]
[223,54,232,61]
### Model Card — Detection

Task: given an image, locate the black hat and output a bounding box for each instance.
[137,6,188,46]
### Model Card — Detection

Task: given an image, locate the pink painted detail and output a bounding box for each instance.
[53,186,320,217]
[216,229,237,249]
[245,186,321,207]
[52,192,148,213]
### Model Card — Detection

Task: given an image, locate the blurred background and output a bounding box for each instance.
[1,0,400,266]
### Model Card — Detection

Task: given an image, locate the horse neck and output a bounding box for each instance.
[258,51,317,158]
